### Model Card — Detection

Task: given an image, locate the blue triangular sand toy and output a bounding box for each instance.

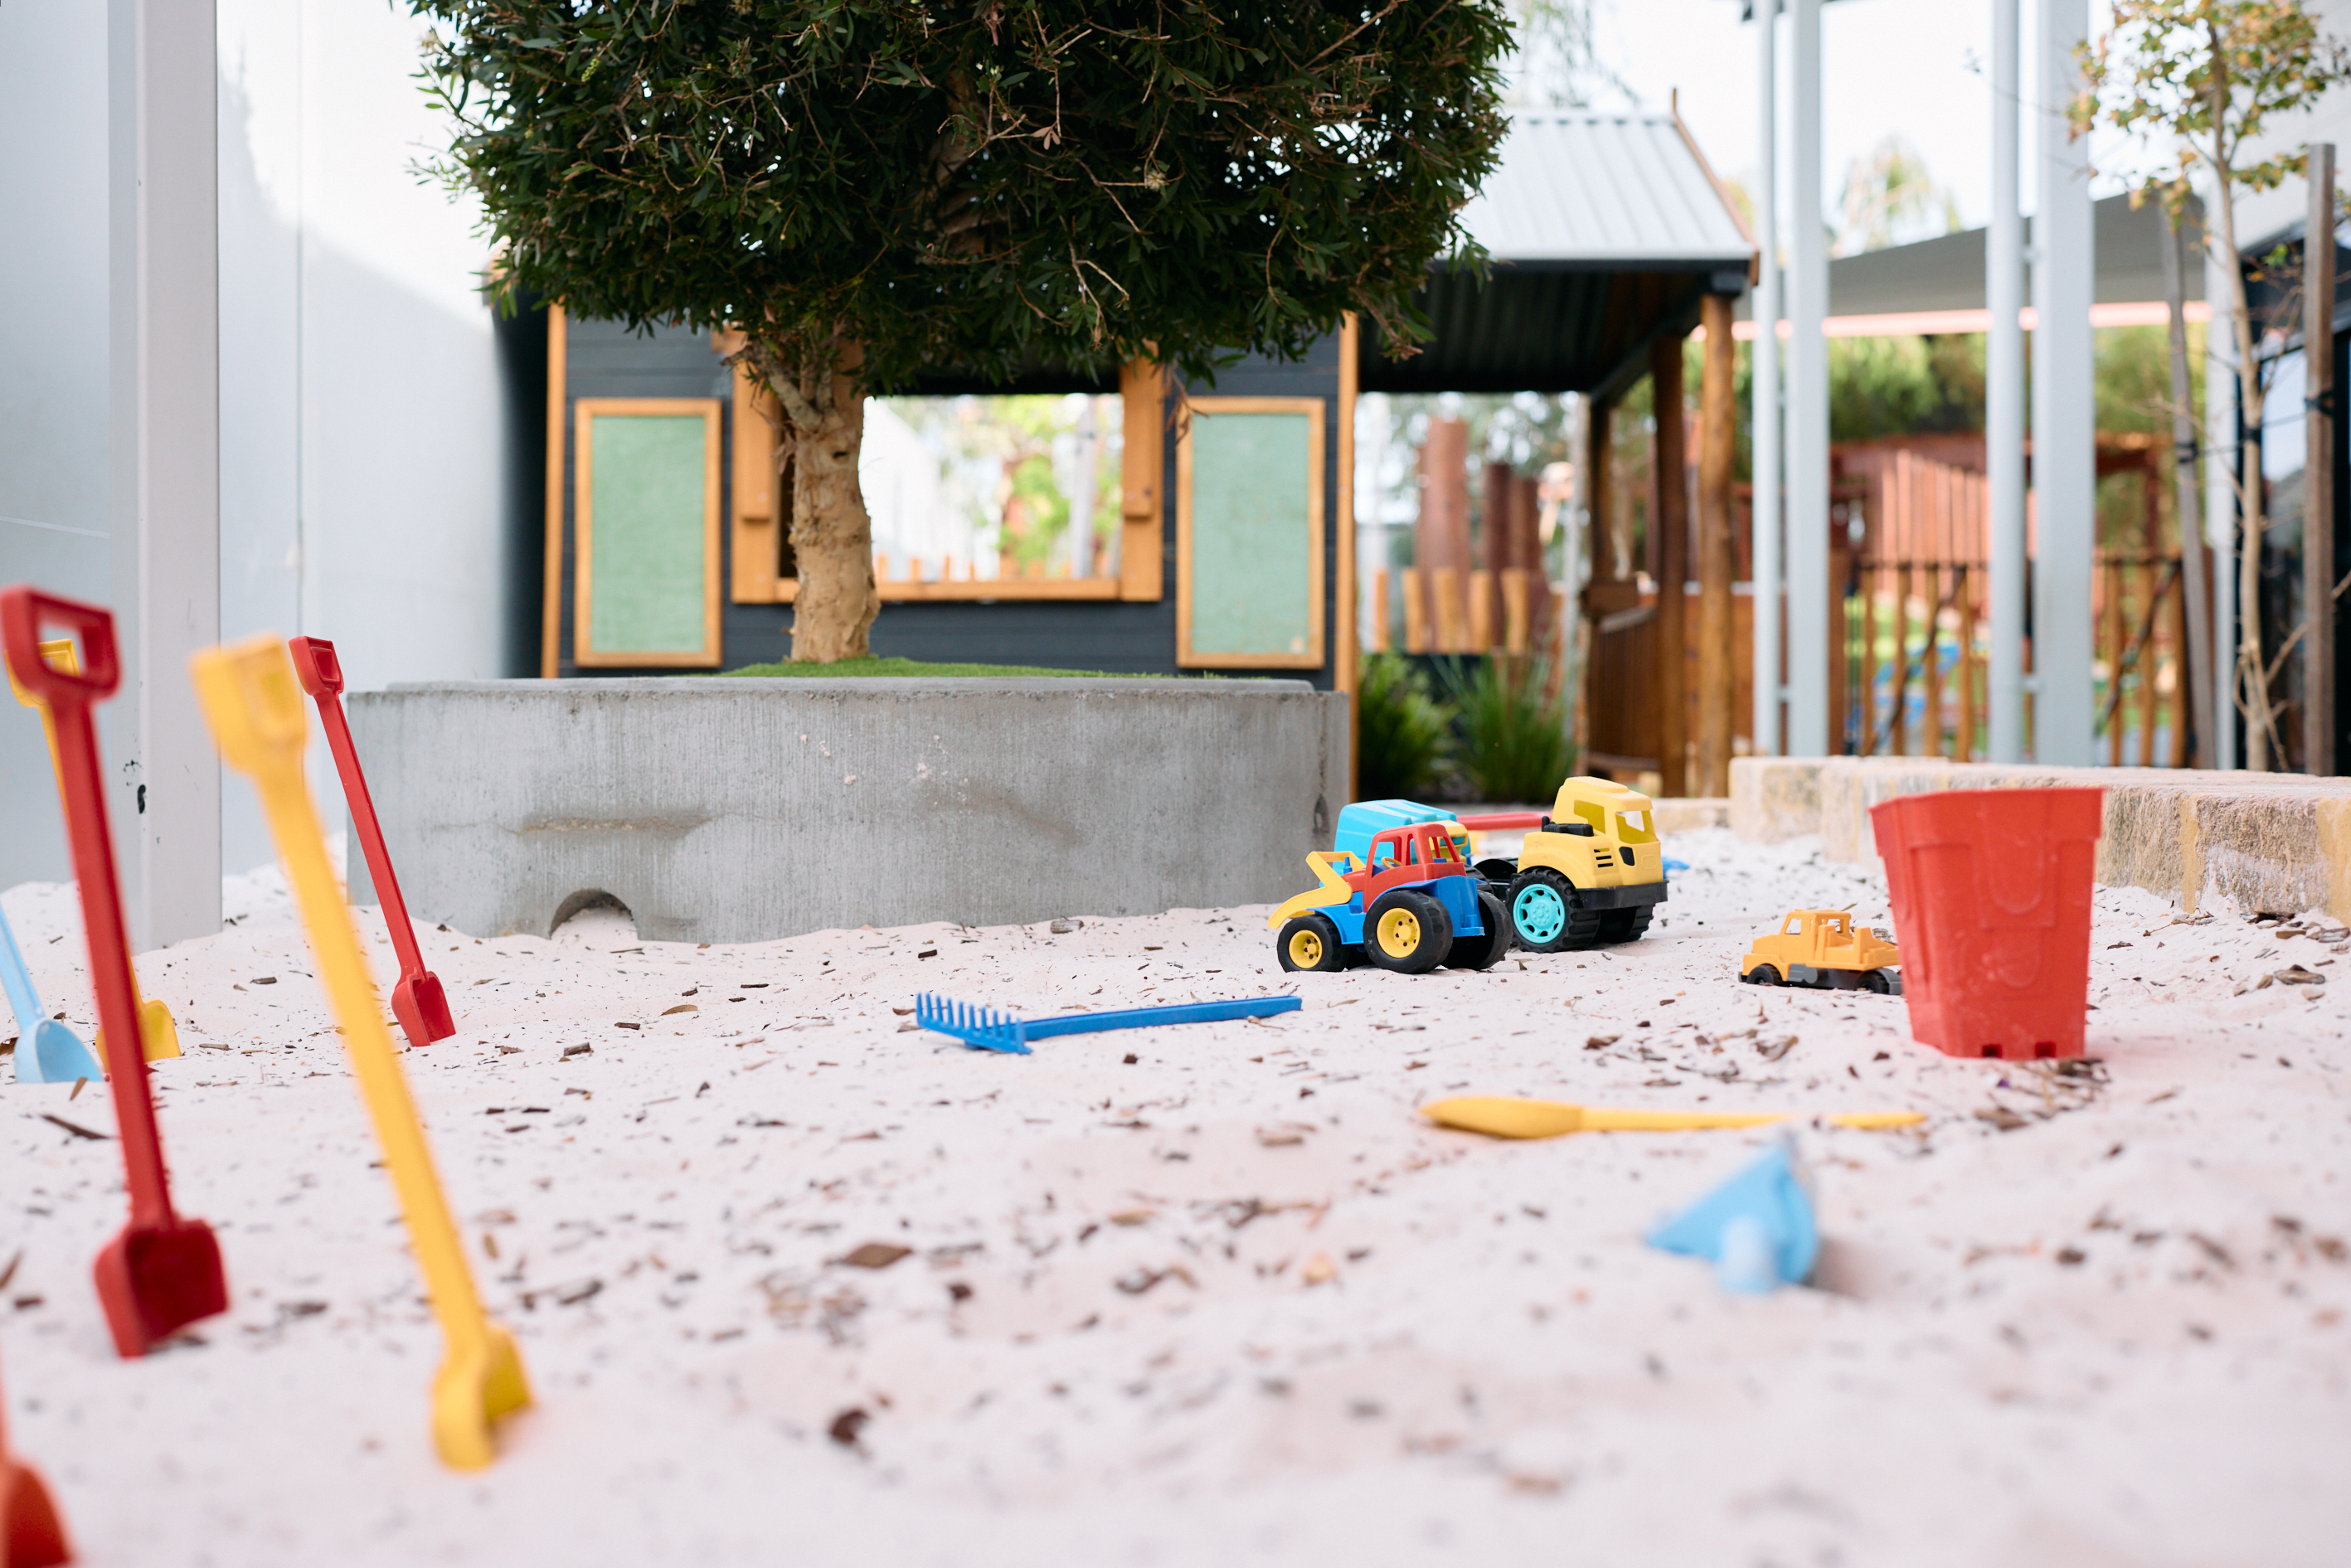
[915,992,1303,1055]
[1646,1137,1818,1293]
[0,902,102,1085]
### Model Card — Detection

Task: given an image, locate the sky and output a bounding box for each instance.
[1536,0,2129,245]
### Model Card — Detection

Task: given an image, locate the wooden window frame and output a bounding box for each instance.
[725,358,1165,604]
[572,396,724,668]
[1175,394,1327,670]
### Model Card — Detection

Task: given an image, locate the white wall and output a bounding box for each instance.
[0,0,113,889]
[216,0,523,876]
[1,0,527,887]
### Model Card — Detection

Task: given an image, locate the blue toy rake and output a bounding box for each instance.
[914,992,1303,1055]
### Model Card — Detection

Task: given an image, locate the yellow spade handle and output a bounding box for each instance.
[242,738,494,1364]
[1422,1095,1926,1139]
[1578,1106,1794,1131]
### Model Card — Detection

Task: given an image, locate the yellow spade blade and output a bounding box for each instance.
[1420,1095,1925,1139]
[192,635,531,1469]
[17,639,179,1061]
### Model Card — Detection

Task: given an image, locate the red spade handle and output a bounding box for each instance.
[287,637,433,993]
[0,587,178,1227]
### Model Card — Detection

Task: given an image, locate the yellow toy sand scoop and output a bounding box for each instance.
[192,636,532,1469]
[1421,1096,1925,1139]
[12,638,179,1062]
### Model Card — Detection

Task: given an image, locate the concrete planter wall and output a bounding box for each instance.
[346,678,1349,943]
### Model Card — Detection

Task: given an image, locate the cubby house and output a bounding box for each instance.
[536,111,1756,710]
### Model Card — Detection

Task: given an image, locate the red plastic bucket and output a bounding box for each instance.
[1868,786,2104,1061]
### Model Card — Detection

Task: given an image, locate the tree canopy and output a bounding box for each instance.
[413,0,1514,391]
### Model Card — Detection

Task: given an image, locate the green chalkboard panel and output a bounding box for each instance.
[577,400,719,665]
[1179,400,1324,667]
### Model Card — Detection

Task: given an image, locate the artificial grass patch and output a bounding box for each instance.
[721,655,1145,679]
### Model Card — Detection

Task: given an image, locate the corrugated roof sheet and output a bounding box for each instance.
[1454,112,1755,269]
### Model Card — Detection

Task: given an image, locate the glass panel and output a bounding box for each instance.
[863,394,1122,585]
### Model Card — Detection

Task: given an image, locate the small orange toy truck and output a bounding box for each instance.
[1741,910,1902,994]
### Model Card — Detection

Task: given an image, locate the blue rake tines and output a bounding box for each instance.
[913,992,1304,1055]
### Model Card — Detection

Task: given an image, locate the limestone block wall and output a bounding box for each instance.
[1729,757,2351,921]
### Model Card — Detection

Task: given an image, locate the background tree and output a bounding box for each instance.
[1834,135,1965,256]
[415,1,1513,662]
[2076,0,2349,769]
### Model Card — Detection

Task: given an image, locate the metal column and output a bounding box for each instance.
[106,0,222,949]
[1986,0,2027,762]
[1785,0,1830,756]
[1751,0,1781,758]
[2030,0,2096,764]
[2206,174,2239,769]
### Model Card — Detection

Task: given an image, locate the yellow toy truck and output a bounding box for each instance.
[1740,910,1902,993]
[1480,776,1669,954]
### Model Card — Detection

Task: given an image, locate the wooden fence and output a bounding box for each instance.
[1843,552,2188,765]
[1366,567,1561,658]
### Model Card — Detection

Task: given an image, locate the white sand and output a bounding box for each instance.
[2,827,2346,1566]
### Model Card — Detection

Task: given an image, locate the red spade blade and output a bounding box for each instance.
[391,970,457,1050]
[95,1217,227,1359]
[2,1459,71,1568]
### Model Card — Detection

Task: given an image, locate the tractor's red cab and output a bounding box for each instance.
[1348,823,1474,902]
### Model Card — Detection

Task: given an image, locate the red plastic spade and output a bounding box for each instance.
[0,587,227,1358]
[287,637,455,1050]
[0,1357,70,1568]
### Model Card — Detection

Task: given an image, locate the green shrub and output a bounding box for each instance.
[1357,652,1455,800]
[1440,655,1573,804]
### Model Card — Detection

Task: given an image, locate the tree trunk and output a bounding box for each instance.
[764,339,879,663]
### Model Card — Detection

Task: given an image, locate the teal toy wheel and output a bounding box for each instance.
[1503,867,1602,953]
[1512,881,1567,945]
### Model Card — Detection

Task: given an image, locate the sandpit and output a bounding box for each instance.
[2,827,2345,1565]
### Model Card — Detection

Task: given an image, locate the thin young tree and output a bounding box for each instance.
[413,2,1513,662]
[2076,0,2349,769]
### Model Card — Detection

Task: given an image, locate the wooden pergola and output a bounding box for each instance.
[1359,110,1758,798]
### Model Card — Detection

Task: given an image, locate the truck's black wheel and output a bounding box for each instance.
[1275,913,1347,973]
[1598,906,1654,944]
[1503,868,1603,953]
[1474,857,1519,886]
[1442,890,1513,971]
[1744,964,1782,985]
[1862,968,1894,994]
[1363,890,1453,974]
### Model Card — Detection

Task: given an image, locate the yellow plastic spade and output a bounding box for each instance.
[1420,1096,1926,1139]
[192,636,531,1470]
[12,638,180,1062]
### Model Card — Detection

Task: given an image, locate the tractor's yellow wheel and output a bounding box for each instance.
[1275,913,1343,973]
[1363,890,1450,973]
[1376,905,1422,959]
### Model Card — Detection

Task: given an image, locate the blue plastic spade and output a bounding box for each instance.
[1646,1137,1818,1294]
[915,992,1304,1055]
[0,902,101,1086]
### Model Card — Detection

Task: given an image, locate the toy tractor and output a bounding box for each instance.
[1741,910,1902,993]
[1269,800,1510,974]
[1479,777,1669,954]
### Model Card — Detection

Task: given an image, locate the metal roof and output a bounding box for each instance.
[1454,112,1756,273]
[1364,111,1755,396]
